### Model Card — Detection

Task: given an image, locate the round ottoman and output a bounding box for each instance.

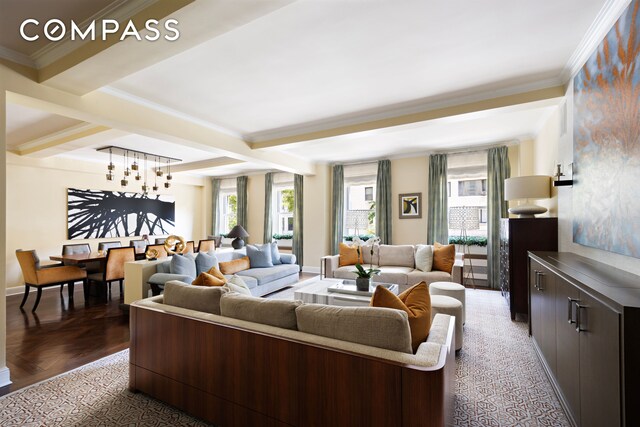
[430,295,463,351]
[429,281,466,324]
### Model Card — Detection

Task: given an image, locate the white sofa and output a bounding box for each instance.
[322,244,463,292]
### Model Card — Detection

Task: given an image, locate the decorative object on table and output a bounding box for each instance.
[327,281,398,296]
[351,235,381,291]
[164,235,187,255]
[227,225,249,249]
[573,0,640,258]
[145,248,159,261]
[96,146,180,193]
[503,176,551,218]
[399,193,422,219]
[67,188,174,239]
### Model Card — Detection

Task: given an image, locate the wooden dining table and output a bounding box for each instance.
[50,248,146,264]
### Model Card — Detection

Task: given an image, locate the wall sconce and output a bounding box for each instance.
[553,163,574,187]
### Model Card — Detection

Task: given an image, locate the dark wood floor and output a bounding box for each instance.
[0,272,318,397]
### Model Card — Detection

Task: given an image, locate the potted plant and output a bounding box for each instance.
[352,236,381,291]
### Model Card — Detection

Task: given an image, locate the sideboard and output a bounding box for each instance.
[528,252,640,427]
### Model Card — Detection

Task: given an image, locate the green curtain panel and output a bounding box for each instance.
[487,146,511,290]
[331,165,344,254]
[293,174,304,269]
[236,176,248,238]
[263,172,273,244]
[427,154,448,245]
[211,178,220,236]
[375,160,392,244]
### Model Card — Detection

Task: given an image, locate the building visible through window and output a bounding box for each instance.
[343,163,377,238]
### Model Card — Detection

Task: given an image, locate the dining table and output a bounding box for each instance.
[50,248,147,264]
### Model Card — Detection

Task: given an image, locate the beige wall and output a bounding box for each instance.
[5,153,208,289]
[391,156,428,244]
[302,164,331,270]
[1,88,8,385]
[246,174,265,245]
[532,108,560,216]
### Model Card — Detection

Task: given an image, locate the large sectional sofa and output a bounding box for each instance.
[147,249,299,297]
[129,281,456,427]
[322,244,463,292]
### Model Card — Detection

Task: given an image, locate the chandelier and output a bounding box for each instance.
[97,146,180,194]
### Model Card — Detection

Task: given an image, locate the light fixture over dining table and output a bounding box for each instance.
[97,146,181,194]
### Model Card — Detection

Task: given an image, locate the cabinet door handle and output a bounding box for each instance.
[575,303,585,332]
[537,272,545,291]
[534,270,540,290]
[567,298,578,324]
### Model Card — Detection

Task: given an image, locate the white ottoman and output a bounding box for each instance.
[429,281,466,324]
[430,295,463,351]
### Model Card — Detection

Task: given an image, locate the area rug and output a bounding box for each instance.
[0,285,569,426]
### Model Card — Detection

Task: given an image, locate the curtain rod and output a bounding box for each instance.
[430,140,519,156]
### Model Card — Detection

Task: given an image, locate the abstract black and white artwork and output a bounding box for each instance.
[67,188,175,239]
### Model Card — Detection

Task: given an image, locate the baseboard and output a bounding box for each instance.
[302,266,320,274]
[5,285,62,297]
[0,367,11,388]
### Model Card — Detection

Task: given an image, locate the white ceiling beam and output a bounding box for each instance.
[172,157,244,173]
[13,123,110,157]
[2,64,315,175]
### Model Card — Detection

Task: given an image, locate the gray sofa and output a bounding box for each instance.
[322,244,463,293]
[148,249,299,297]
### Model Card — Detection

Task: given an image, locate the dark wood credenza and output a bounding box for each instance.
[528,252,640,427]
[500,218,558,319]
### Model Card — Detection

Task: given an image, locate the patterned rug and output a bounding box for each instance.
[0,285,569,426]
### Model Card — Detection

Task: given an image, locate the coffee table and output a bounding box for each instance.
[294,277,398,307]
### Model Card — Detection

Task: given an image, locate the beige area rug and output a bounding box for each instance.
[0,283,569,426]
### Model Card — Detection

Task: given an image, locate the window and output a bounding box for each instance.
[343,163,377,238]
[458,179,487,196]
[447,151,488,239]
[273,186,294,236]
[364,186,374,201]
[219,190,237,234]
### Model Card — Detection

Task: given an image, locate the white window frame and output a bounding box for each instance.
[218,189,237,235]
[272,182,294,237]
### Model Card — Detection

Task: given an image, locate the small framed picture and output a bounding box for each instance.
[399,193,422,219]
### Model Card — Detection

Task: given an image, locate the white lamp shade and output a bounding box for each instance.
[504,176,551,201]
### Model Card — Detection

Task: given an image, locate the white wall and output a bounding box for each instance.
[5,153,208,289]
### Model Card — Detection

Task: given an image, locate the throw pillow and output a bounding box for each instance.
[371,282,431,352]
[339,242,364,267]
[219,256,250,275]
[433,242,455,273]
[246,244,274,268]
[415,244,433,272]
[192,272,225,287]
[170,254,197,278]
[220,292,302,330]
[270,242,282,265]
[163,280,228,315]
[195,251,218,275]
[224,275,252,296]
[206,266,227,283]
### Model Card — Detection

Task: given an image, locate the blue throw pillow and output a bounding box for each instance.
[170,254,197,278]
[246,244,274,268]
[195,251,219,275]
[271,242,282,265]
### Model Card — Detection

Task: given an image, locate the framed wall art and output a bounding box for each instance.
[399,193,422,219]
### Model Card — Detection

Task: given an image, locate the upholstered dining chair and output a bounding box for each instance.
[61,243,101,274]
[154,237,167,244]
[185,241,195,253]
[98,241,122,251]
[87,247,135,298]
[16,249,88,312]
[144,244,169,258]
[197,239,216,253]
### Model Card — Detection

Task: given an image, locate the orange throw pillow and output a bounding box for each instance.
[219,256,250,275]
[371,282,431,352]
[207,266,227,283]
[433,242,455,273]
[339,242,364,267]
[192,272,225,287]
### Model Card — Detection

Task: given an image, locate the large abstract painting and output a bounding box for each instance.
[573,0,640,258]
[67,188,175,239]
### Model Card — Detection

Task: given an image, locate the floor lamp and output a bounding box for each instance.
[449,207,479,288]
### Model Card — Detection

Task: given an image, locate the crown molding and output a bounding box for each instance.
[31,0,157,69]
[0,45,36,68]
[561,0,631,82]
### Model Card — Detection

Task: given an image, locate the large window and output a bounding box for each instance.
[273,186,294,236]
[343,163,377,238]
[447,151,488,239]
[217,178,237,234]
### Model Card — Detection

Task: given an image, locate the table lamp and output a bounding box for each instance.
[504,176,551,218]
[228,225,249,249]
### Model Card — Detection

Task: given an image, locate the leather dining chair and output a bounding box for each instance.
[87,247,135,299]
[62,243,101,274]
[197,239,216,253]
[98,241,122,251]
[16,249,88,312]
[144,244,168,258]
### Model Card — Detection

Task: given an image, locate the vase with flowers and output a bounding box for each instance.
[352,236,381,291]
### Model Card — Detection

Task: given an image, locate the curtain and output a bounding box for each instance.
[427,154,448,245]
[487,146,511,289]
[236,176,248,236]
[331,165,344,254]
[211,178,220,236]
[293,174,304,269]
[375,160,392,244]
[263,173,273,243]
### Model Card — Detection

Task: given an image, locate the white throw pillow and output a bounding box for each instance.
[224,275,252,296]
[415,245,433,272]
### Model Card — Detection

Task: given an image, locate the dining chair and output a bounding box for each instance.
[62,243,101,274]
[129,239,147,250]
[87,247,135,299]
[16,249,88,312]
[155,237,167,244]
[197,239,216,253]
[185,241,195,253]
[98,241,122,251]
[144,244,169,258]
[207,235,223,249]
